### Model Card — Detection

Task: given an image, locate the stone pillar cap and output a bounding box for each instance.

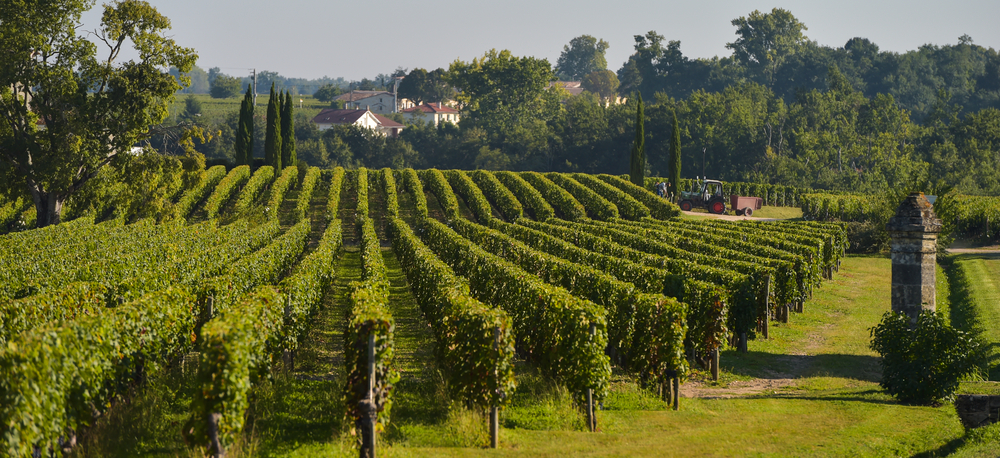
[886,192,942,233]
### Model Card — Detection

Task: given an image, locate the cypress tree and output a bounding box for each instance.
[629,92,645,187]
[235,84,254,166]
[264,83,282,171]
[669,110,682,201]
[281,91,296,167]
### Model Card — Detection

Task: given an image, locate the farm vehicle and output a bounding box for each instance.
[678,178,763,216]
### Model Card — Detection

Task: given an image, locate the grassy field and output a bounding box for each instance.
[944,253,1000,380]
[168,93,332,125]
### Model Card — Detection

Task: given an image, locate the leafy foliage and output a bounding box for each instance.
[327,166,345,220]
[445,170,494,223]
[418,217,611,400]
[265,166,299,218]
[494,171,554,221]
[294,166,322,222]
[469,170,523,221]
[546,173,618,220]
[422,168,460,219]
[205,165,251,220]
[870,311,982,404]
[388,217,515,407]
[233,166,275,214]
[0,287,197,456]
[171,165,227,221]
[520,172,586,221]
[343,215,397,429]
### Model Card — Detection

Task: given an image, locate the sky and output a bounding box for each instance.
[79,0,1000,81]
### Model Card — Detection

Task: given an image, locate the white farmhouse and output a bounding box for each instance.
[400,102,460,127]
[335,91,413,114]
[311,108,404,137]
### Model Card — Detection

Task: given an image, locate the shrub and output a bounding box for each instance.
[869,310,981,404]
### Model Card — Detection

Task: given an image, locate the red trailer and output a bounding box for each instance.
[731,196,763,216]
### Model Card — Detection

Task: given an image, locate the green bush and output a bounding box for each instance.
[869,311,981,404]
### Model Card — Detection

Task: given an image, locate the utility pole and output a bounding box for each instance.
[393,76,404,113]
[252,68,257,106]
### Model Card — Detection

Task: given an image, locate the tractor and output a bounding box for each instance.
[678,178,728,214]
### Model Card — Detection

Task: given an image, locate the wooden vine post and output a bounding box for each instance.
[359,332,377,458]
[762,274,771,340]
[585,324,597,432]
[710,348,719,381]
[490,327,500,448]
[282,296,293,371]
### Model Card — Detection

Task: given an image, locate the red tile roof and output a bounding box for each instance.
[373,114,403,128]
[401,102,459,114]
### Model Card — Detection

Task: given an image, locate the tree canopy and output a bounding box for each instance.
[555,35,610,81]
[0,0,197,226]
[397,68,454,106]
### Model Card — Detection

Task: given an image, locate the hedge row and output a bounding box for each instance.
[491,218,727,368]
[173,165,227,221]
[519,219,759,344]
[598,218,803,306]
[356,168,370,218]
[572,173,649,220]
[344,215,397,429]
[187,216,343,454]
[452,217,687,384]
[0,287,197,456]
[418,217,610,399]
[234,166,275,215]
[0,282,108,346]
[380,168,400,217]
[493,171,554,221]
[546,173,618,220]
[327,167,345,221]
[597,174,679,220]
[468,170,522,221]
[202,219,311,315]
[446,170,494,223]
[388,217,516,407]
[401,168,428,218]
[206,165,251,219]
[519,171,586,221]
[294,166,322,222]
[265,166,300,218]
[422,168,460,219]
[186,287,283,453]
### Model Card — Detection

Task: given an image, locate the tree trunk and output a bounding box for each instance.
[30,189,65,228]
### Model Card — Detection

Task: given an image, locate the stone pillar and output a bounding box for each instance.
[886,193,942,323]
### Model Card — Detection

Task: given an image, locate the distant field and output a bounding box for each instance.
[167,93,332,124]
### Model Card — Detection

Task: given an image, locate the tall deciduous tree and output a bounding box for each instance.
[0,0,197,227]
[264,83,282,170]
[630,93,645,186]
[398,68,454,106]
[281,91,296,167]
[449,49,556,137]
[727,8,808,88]
[235,84,254,166]
[556,35,610,81]
[669,110,682,200]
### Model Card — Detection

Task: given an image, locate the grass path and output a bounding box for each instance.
[945,253,1000,380]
